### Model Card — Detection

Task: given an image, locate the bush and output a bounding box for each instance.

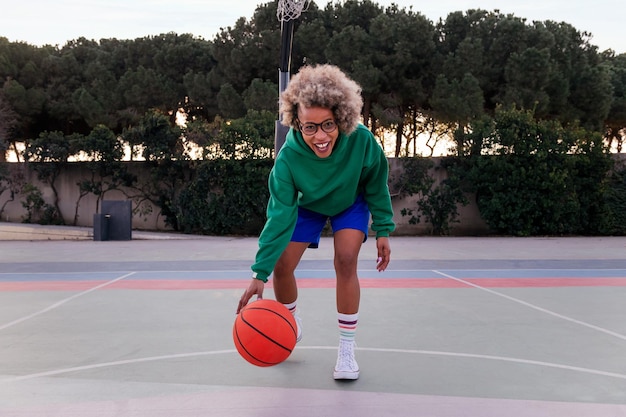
[464,107,612,236]
[20,183,63,225]
[603,166,626,235]
[395,157,468,235]
[176,159,272,235]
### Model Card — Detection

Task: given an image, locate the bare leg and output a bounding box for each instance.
[333,229,364,314]
[273,241,309,304]
[333,228,363,380]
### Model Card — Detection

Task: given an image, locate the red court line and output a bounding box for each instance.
[1,277,626,291]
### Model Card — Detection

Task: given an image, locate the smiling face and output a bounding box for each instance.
[297,106,339,158]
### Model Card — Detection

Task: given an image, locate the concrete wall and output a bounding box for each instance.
[0,162,171,231]
[0,159,489,236]
[387,158,488,235]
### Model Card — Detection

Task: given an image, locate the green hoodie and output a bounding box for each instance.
[251,124,395,282]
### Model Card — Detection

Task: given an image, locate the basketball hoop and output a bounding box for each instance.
[277,0,310,22]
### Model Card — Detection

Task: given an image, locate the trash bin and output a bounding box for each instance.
[93,200,132,241]
[102,200,132,241]
[93,213,110,241]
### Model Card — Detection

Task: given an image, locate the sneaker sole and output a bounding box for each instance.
[333,370,360,380]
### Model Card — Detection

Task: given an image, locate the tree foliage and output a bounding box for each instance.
[463,107,612,236]
[1,3,622,158]
[0,1,624,235]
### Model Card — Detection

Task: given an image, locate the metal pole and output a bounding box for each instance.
[275,19,295,156]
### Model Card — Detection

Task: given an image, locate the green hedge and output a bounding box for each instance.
[461,108,614,236]
[176,159,272,235]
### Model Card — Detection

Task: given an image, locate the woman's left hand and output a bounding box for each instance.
[376,236,391,272]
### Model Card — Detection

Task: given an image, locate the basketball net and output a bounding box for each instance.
[277,0,310,22]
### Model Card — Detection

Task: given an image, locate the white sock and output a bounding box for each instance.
[338,312,358,342]
[283,301,297,316]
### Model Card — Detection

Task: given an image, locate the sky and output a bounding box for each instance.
[1,0,624,54]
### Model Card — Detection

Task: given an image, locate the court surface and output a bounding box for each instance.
[1,233,625,416]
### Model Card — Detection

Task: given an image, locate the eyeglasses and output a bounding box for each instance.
[298,119,337,136]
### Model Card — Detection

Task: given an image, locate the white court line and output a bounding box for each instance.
[2,346,625,383]
[0,350,235,382]
[433,270,626,342]
[0,272,136,331]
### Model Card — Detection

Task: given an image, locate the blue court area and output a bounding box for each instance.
[0,236,625,416]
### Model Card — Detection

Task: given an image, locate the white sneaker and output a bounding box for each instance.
[333,339,359,380]
[294,313,302,343]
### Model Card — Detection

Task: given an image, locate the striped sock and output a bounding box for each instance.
[283,301,297,316]
[338,312,358,341]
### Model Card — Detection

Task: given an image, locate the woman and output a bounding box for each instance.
[237,64,395,380]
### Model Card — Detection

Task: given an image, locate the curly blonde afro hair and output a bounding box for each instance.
[279,64,363,135]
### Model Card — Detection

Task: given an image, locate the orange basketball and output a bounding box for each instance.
[233,299,297,367]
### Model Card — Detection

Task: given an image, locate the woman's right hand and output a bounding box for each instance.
[237,278,265,313]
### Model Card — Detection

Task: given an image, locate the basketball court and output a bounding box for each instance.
[1,233,625,416]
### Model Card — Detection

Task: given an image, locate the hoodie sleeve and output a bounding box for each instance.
[361,132,395,238]
[250,158,298,282]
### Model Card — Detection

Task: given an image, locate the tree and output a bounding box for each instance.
[243,78,279,113]
[0,38,51,141]
[44,38,101,135]
[430,73,484,155]
[367,5,437,156]
[217,83,246,119]
[210,3,283,104]
[23,130,77,222]
[2,79,47,144]
[0,162,25,218]
[75,125,134,218]
[117,66,176,116]
[183,70,220,122]
[0,94,19,161]
[501,47,552,114]
[133,110,184,161]
[604,53,626,151]
[122,111,186,230]
[211,110,275,159]
[2,4,619,162]
[540,20,612,130]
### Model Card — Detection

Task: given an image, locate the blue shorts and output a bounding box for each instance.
[291,195,370,248]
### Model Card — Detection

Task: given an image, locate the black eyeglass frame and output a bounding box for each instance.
[297,119,338,135]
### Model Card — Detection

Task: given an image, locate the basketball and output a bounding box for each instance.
[233,299,298,367]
